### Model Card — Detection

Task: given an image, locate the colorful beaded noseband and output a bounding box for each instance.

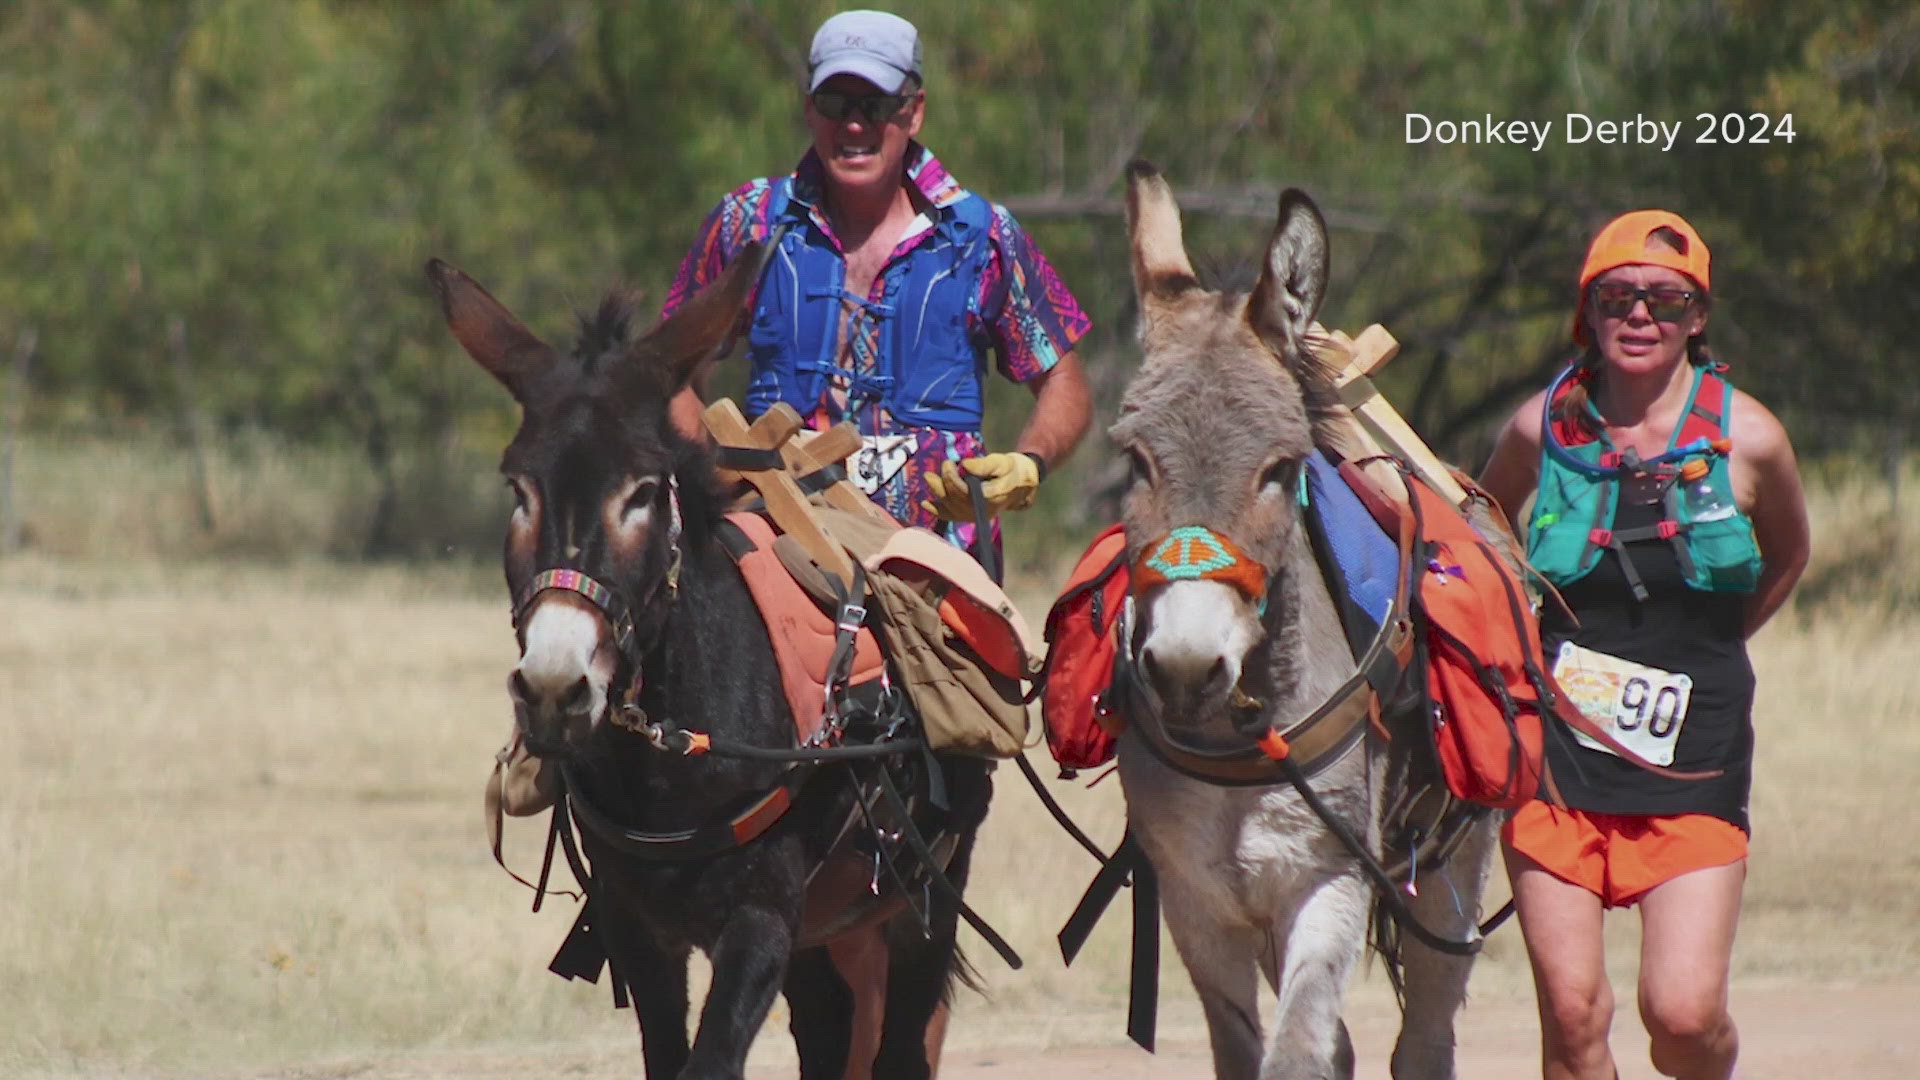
[1132,525,1270,603]
[515,568,637,657]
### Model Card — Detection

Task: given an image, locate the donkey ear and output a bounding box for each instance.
[1125,160,1199,307]
[1247,189,1329,348]
[632,241,766,394]
[426,259,555,400]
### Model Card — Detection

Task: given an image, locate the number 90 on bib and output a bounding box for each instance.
[1552,641,1693,767]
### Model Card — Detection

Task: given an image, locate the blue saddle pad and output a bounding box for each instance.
[1304,450,1399,630]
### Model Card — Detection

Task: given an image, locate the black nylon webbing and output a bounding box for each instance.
[1126,850,1159,1051]
[715,445,785,472]
[1055,832,1159,1051]
[797,462,848,494]
[714,517,755,560]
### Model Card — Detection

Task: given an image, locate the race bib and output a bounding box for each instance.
[850,434,915,496]
[1552,641,1693,766]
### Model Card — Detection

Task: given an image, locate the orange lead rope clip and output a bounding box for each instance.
[1256,729,1292,761]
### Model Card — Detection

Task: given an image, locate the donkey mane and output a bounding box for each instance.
[569,293,642,368]
[489,290,729,554]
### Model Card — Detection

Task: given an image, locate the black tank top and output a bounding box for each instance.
[1538,493,1755,830]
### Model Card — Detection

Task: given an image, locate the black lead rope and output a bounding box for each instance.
[656,730,925,762]
[1270,750,1496,957]
[963,473,1001,584]
[960,470,1153,1026]
[1014,752,1109,864]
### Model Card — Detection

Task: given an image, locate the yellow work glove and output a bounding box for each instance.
[922,453,1044,522]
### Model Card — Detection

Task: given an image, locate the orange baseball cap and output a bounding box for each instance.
[1572,210,1710,345]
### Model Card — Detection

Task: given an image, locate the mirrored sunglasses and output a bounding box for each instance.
[1589,281,1697,322]
[810,89,913,124]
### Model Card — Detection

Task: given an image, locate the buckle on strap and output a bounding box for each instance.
[836,603,868,636]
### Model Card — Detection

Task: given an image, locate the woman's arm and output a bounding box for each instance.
[1477,390,1548,535]
[1733,393,1810,637]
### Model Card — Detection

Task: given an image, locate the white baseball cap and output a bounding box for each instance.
[808,10,922,93]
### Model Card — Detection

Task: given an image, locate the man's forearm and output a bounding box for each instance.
[1014,354,1091,468]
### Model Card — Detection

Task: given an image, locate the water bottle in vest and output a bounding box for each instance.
[1678,459,1735,522]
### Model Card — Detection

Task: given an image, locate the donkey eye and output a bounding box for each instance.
[1261,458,1300,493]
[505,477,531,516]
[623,478,659,519]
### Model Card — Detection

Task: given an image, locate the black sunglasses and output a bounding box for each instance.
[810,89,914,124]
[1588,281,1698,322]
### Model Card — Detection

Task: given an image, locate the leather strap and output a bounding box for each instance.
[871,764,1023,970]
[485,749,581,905]
[1124,603,1411,787]
[560,761,812,861]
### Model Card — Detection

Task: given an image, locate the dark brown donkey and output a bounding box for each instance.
[428,250,990,1080]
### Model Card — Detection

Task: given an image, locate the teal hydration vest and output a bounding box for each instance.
[1528,363,1763,598]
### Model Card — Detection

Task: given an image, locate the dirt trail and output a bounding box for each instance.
[930,982,1911,1078]
[257,980,1912,1079]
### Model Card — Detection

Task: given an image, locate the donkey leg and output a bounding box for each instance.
[784,944,853,1080]
[1389,817,1497,1080]
[1161,889,1265,1080]
[683,904,795,1080]
[829,925,890,1079]
[598,916,691,1079]
[1261,869,1372,1080]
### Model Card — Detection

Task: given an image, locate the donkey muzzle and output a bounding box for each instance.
[1130,526,1269,722]
[511,594,614,750]
[1133,579,1262,723]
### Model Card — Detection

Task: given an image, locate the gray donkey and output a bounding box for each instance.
[1110,161,1495,1079]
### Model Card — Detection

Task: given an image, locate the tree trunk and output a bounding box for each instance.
[0,328,36,554]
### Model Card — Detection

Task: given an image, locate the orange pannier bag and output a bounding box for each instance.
[1341,461,1713,809]
[1040,524,1132,773]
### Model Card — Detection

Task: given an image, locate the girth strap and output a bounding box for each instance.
[560,761,812,861]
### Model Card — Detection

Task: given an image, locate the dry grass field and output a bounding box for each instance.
[2,528,1916,1078]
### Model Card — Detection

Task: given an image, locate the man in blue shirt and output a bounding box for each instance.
[664,9,1092,549]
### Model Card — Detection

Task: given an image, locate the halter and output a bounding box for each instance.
[1131,525,1269,603]
[510,475,685,668]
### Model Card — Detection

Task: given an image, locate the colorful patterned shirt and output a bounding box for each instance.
[662,143,1090,545]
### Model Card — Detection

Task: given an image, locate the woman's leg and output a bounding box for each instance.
[1506,844,1617,1080]
[1635,859,1745,1079]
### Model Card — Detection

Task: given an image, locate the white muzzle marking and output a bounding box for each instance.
[1141,580,1258,697]
[515,601,611,725]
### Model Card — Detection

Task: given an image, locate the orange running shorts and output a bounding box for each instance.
[1503,801,1748,908]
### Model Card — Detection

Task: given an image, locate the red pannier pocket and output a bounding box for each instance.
[1040,525,1131,772]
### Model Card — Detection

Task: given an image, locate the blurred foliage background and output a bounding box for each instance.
[0,0,1913,572]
